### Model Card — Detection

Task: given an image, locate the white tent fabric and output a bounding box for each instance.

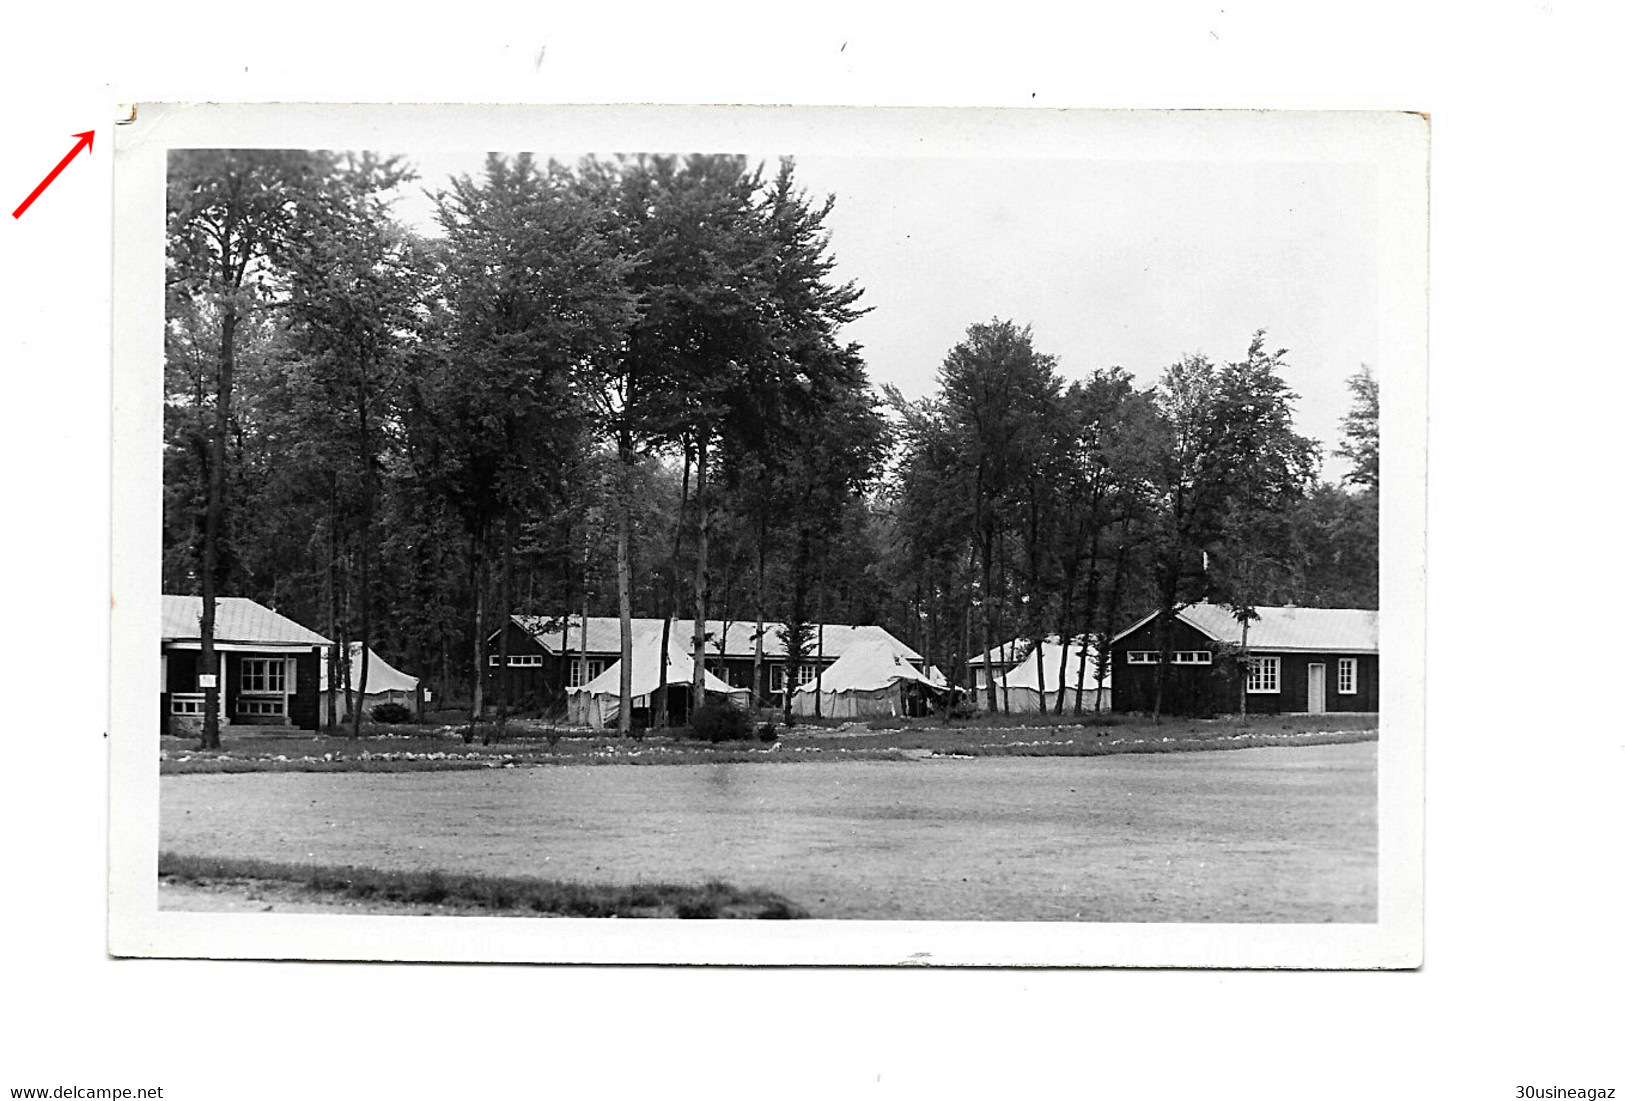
[791,636,940,719]
[993,636,1111,713]
[567,639,749,729]
[325,643,420,720]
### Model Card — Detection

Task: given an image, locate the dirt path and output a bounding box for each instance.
[160,743,1377,922]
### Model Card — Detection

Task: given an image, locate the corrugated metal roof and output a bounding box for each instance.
[161,595,331,647]
[1173,603,1378,653]
[512,615,920,662]
[967,638,1026,667]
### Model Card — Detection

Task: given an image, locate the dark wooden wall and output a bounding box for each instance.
[160,646,323,731]
[483,620,564,710]
[1110,612,1379,716]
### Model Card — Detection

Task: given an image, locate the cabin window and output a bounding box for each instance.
[240,658,286,695]
[1338,658,1358,694]
[795,664,819,687]
[568,659,607,687]
[1246,656,1280,694]
[1126,651,1161,664]
[770,665,786,692]
[488,654,500,666]
[237,697,286,717]
[1172,650,1212,665]
[507,654,543,667]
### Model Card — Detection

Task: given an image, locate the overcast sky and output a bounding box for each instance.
[390,148,1378,483]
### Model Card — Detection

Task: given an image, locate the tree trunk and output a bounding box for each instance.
[616,444,635,738]
[350,347,374,741]
[198,299,237,750]
[1238,613,1251,721]
[470,530,486,731]
[1151,569,1178,724]
[1094,543,1128,714]
[352,543,371,741]
[558,516,574,713]
[578,582,589,721]
[977,537,996,714]
[690,435,711,713]
[657,445,692,726]
[784,527,812,726]
[992,535,1011,714]
[1074,504,1103,715]
[1033,635,1047,715]
[753,510,767,707]
[493,513,513,743]
[921,560,934,682]
[326,477,342,733]
[813,564,827,720]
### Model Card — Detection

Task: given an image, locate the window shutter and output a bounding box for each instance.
[285,656,297,694]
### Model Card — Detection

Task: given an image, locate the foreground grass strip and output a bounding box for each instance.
[160,715,1377,774]
[158,852,806,919]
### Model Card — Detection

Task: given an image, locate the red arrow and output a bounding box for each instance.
[13,130,95,219]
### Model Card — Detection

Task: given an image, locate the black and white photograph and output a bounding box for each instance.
[10,5,1624,1097]
[107,104,1426,966]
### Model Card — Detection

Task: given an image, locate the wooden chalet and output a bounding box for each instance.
[486,615,921,712]
[966,638,1027,699]
[161,595,329,733]
[1110,602,1378,717]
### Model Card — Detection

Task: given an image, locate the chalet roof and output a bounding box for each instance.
[509,615,920,663]
[161,595,331,647]
[1113,602,1378,654]
[1000,635,1109,690]
[793,635,935,695]
[967,639,1027,668]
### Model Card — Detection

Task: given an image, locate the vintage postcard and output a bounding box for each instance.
[109,103,1426,966]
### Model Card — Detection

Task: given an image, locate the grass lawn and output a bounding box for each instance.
[158,852,804,918]
[159,712,1376,774]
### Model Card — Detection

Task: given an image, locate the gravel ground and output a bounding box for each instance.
[159,742,1377,921]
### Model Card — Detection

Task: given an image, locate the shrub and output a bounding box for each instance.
[370,702,413,725]
[756,721,778,744]
[691,699,750,744]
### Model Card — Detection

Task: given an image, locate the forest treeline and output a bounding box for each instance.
[163,150,1378,743]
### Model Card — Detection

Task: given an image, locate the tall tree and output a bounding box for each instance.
[166,150,330,748]
[280,153,422,736]
[432,154,635,736]
[1336,364,1379,493]
[935,320,1062,712]
[1202,333,1320,715]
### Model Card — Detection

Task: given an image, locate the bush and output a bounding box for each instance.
[370,702,413,725]
[756,721,778,744]
[691,699,751,744]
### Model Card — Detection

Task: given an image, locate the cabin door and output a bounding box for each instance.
[1307,663,1327,714]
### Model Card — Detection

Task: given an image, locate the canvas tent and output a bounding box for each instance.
[567,640,749,730]
[325,643,420,721]
[995,636,1110,713]
[791,635,942,719]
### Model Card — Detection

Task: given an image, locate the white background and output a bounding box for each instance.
[2,3,1620,1097]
